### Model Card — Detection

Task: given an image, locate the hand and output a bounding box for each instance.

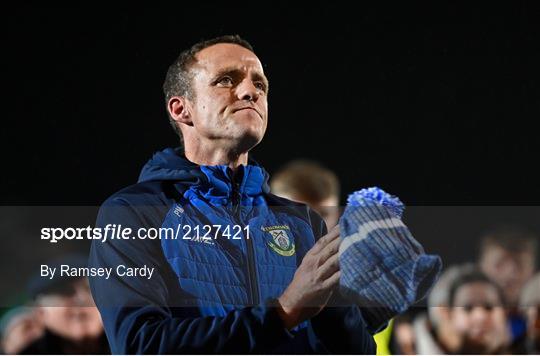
[277,225,341,329]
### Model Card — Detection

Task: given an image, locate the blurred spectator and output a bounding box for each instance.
[0,306,43,354]
[413,264,474,354]
[479,226,537,306]
[391,313,416,354]
[448,269,510,354]
[20,255,109,354]
[519,272,540,353]
[270,160,340,228]
[478,226,538,347]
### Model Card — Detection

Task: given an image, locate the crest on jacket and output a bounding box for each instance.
[262,225,295,256]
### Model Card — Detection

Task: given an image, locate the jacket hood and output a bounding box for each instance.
[138,147,201,184]
[137,147,271,201]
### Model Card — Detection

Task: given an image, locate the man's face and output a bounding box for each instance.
[480,245,535,305]
[450,282,508,353]
[185,43,268,152]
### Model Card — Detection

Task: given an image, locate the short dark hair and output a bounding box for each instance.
[448,269,505,307]
[479,225,538,258]
[163,35,255,144]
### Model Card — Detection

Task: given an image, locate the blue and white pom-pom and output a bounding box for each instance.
[346,187,405,219]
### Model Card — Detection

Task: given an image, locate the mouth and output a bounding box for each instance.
[469,328,489,338]
[233,107,263,119]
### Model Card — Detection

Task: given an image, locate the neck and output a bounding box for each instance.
[184,142,249,171]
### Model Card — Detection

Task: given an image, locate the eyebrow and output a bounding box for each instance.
[211,67,269,90]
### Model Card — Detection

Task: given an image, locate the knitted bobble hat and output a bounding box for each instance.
[339,187,442,331]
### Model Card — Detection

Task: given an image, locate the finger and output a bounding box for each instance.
[312,227,339,253]
[319,253,340,281]
[318,236,341,266]
[310,225,340,255]
[322,270,341,289]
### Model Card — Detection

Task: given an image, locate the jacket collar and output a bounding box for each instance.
[138,147,270,204]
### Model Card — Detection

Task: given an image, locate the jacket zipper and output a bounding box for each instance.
[232,178,260,306]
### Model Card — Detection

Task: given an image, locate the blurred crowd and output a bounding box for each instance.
[271,160,540,355]
[1,160,539,354]
[0,255,109,354]
[391,242,540,355]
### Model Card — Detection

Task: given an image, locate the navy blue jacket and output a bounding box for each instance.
[89,148,376,354]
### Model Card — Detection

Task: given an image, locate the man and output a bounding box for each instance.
[479,226,537,308]
[478,226,537,347]
[270,160,341,229]
[89,35,379,354]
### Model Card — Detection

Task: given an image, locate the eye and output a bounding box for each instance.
[216,76,234,87]
[254,81,267,92]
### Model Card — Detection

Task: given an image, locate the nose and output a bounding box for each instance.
[499,261,521,284]
[470,306,490,325]
[236,79,260,102]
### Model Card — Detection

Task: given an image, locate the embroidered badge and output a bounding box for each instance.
[261,225,295,256]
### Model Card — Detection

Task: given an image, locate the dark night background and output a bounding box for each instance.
[1,3,540,302]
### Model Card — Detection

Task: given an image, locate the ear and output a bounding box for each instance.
[167,96,193,126]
